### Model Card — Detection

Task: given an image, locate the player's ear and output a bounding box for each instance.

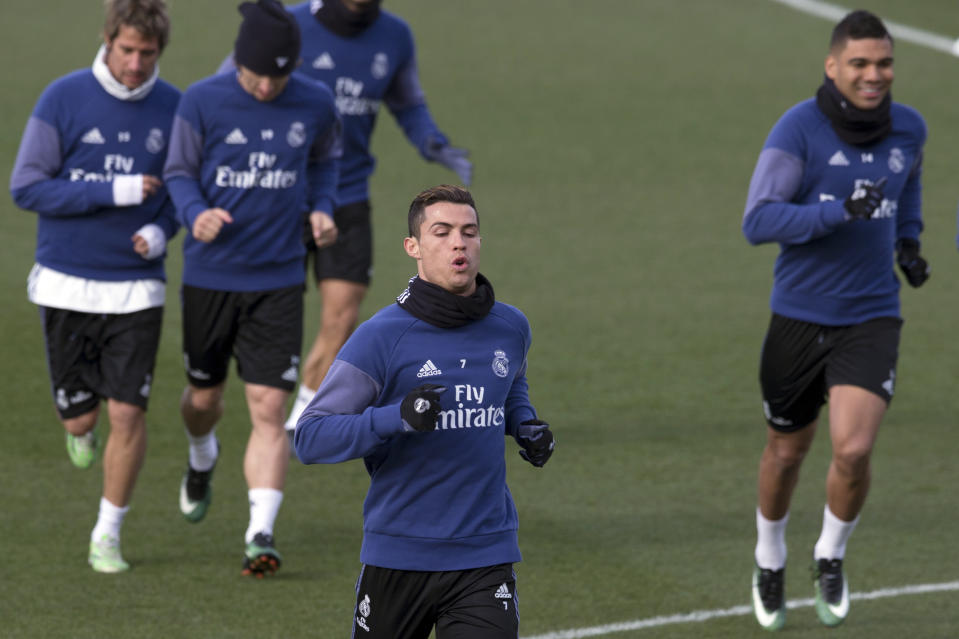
[404,236,420,260]
[824,53,837,80]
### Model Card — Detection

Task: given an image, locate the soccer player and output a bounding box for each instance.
[742,10,929,630]
[163,0,341,577]
[10,0,179,574]
[276,0,474,434]
[294,185,554,638]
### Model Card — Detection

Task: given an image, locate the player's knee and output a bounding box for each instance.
[183,385,223,414]
[107,400,146,431]
[766,439,809,469]
[832,444,871,477]
[62,410,99,436]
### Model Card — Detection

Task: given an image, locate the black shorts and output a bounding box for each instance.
[40,306,163,419]
[181,284,303,391]
[306,199,373,285]
[352,563,519,639]
[759,313,901,432]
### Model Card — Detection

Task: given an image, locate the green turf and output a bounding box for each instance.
[2,1,958,637]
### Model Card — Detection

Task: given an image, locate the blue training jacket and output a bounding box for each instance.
[294,297,537,572]
[742,97,926,325]
[288,2,451,206]
[11,69,180,282]
[164,71,341,292]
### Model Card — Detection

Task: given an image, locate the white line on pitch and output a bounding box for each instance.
[521,580,959,639]
[769,0,959,57]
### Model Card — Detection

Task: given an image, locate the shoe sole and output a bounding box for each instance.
[242,553,282,578]
[814,580,849,627]
[89,558,130,573]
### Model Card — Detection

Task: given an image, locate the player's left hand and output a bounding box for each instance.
[310,211,338,248]
[131,223,166,260]
[896,238,930,288]
[132,234,150,257]
[516,419,555,467]
[425,138,473,186]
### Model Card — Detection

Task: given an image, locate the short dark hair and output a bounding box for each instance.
[407,185,478,238]
[830,10,892,50]
[104,0,171,51]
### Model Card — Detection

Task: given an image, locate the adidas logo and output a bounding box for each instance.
[312,53,335,69]
[281,365,298,382]
[225,128,248,144]
[494,583,512,599]
[276,56,289,68]
[882,369,895,396]
[828,150,850,166]
[81,127,106,144]
[416,360,442,378]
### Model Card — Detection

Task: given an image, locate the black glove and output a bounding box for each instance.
[896,238,930,288]
[425,137,473,186]
[400,384,446,432]
[844,176,887,220]
[516,419,555,467]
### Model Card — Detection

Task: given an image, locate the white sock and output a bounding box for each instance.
[284,384,316,432]
[187,428,218,472]
[91,497,129,542]
[245,488,284,543]
[755,507,789,569]
[814,505,859,560]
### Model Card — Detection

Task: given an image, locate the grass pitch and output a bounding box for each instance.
[2,1,958,637]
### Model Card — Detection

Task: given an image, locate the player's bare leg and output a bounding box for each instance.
[242,383,289,576]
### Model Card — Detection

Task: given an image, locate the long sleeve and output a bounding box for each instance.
[742,147,848,246]
[294,359,402,463]
[305,115,342,215]
[385,56,447,157]
[163,110,210,230]
[10,116,114,216]
[896,152,923,242]
[503,359,536,439]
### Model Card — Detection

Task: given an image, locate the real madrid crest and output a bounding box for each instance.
[491,350,509,378]
[287,121,306,148]
[888,147,905,173]
[371,52,388,80]
[145,128,165,154]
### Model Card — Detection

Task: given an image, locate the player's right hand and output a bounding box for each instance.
[844,176,886,220]
[142,175,163,199]
[400,384,446,432]
[192,208,233,243]
[309,211,338,248]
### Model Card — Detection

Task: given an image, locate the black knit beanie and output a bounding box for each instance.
[234,0,301,77]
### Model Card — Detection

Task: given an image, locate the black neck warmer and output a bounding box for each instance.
[815,75,892,146]
[312,0,382,37]
[396,274,495,329]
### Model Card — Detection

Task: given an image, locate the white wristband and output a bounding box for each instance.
[133,223,166,260]
[113,174,144,207]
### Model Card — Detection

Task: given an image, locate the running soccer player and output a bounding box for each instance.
[10,0,179,574]
[272,0,473,435]
[742,9,929,630]
[163,0,341,577]
[295,185,554,638]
